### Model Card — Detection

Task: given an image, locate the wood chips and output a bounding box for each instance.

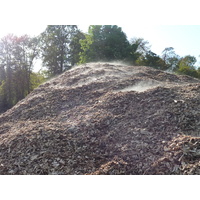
[0,62,200,174]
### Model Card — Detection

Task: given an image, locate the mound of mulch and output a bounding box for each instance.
[0,62,200,175]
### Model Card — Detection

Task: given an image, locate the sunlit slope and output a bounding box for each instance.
[0,63,200,174]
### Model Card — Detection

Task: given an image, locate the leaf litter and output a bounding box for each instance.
[0,62,200,174]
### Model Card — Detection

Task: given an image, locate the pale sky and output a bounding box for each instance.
[0,24,46,38]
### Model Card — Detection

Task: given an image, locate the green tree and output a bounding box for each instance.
[179,55,197,68]
[136,50,166,69]
[13,35,40,96]
[161,47,180,71]
[126,37,151,64]
[30,72,46,90]
[0,34,40,112]
[79,25,130,63]
[0,80,7,112]
[0,34,15,107]
[176,55,198,78]
[40,25,78,76]
[69,30,86,66]
[197,67,200,78]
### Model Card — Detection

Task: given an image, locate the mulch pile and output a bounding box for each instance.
[0,62,200,174]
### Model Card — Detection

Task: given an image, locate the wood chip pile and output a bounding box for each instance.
[0,62,200,174]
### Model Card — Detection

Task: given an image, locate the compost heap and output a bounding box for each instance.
[0,62,200,175]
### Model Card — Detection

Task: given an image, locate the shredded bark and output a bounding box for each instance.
[0,62,200,174]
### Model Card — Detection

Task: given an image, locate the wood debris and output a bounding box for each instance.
[0,62,200,174]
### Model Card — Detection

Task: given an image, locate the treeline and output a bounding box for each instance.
[0,25,199,113]
[0,34,45,112]
[78,25,200,78]
[0,25,78,112]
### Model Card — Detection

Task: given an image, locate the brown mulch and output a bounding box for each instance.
[0,62,200,174]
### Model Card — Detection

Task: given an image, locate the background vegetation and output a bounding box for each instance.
[0,25,200,113]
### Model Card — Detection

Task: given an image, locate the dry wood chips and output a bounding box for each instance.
[0,62,200,174]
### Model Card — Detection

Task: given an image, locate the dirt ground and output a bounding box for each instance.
[0,62,200,174]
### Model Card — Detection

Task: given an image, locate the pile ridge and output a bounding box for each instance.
[0,62,200,174]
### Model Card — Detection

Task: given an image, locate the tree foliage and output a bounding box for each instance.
[136,50,166,70]
[79,25,130,63]
[0,34,42,113]
[176,55,198,78]
[161,47,180,71]
[69,30,86,66]
[126,37,151,64]
[40,25,78,76]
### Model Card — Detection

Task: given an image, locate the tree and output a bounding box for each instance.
[69,30,86,66]
[176,55,198,78]
[126,37,151,64]
[0,34,41,112]
[177,64,198,78]
[178,55,197,68]
[0,34,15,107]
[161,47,180,71]
[30,72,46,90]
[13,35,40,95]
[79,25,130,63]
[40,25,78,76]
[197,67,200,78]
[136,50,166,69]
